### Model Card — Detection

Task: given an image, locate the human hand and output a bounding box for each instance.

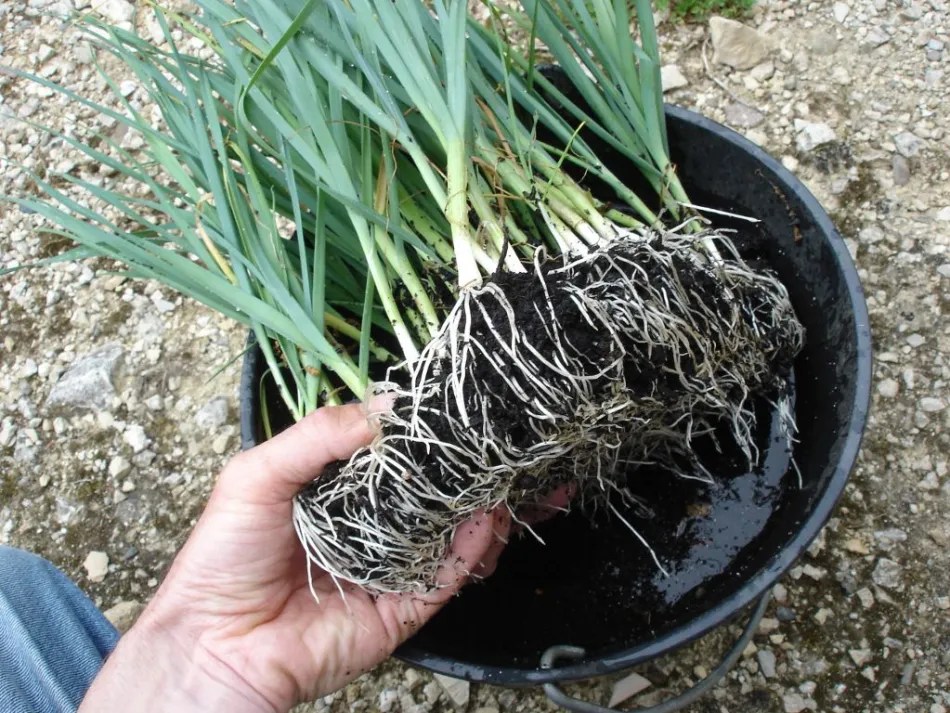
[80,401,511,713]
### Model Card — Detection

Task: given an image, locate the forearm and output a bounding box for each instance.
[79,611,279,713]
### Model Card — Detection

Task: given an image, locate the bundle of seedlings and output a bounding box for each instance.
[8,0,804,594]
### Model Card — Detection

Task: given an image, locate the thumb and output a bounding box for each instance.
[219,396,391,505]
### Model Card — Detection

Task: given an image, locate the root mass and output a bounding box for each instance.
[295,230,805,593]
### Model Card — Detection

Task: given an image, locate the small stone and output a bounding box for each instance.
[119,80,136,97]
[145,395,163,411]
[108,455,132,478]
[808,31,839,55]
[660,64,688,92]
[132,450,156,468]
[850,648,873,666]
[609,671,652,707]
[856,588,875,608]
[927,527,948,546]
[21,359,38,378]
[378,689,399,713]
[919,397,945,412]
[724,102,766,128]
[422,681,441,705]
[758,650,777,678]
[864,27,890,48]
[84,551,109,582]
[195,396,230,431]
[709,16,771,70]
[873,528,907,551]
[103,600,144,633]
[211,434,231,455]
[783,692,808,713]
[872,558,902,590]
[845,537,870,554]
[917,472,939,490]
[894,131,924,157]
[121,479,136,493]
[758,617,780,633]
[433,674,469,709]
[75,42,95,64]
[404,669,422,690]
[0,420,16,448]
[877,378,899,398]
[92,0,134,25]
[795,122,836,151]
[474,708,500,713]
[859,226,884,243]
[901,4,923,19]
[150,291,176,313]
[802,564,826,581]
[776,606,797,622]
[123,425,148,453]
[35,43,56,63]
[832,2,850,22]
[936,207,950,221]
[906,333,925,347]
[47,344,124,411]
[892,155,911,185]
[938,265,950,278]
[749,60,775,81]
[14,436,38,464]
[814,607,833,625]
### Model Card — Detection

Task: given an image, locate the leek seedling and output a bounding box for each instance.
[7,0,803,594]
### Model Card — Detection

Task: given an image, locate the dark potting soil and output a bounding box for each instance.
[296,234,802,596]
[407,387,795,669]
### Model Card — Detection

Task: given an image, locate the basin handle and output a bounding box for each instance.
[540,590,771,713]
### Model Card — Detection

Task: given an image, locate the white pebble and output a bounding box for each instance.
[83,551,109,582]
[108,455,131,478]
[919,398,946,412]
[877,379,899,398]
[123,425,148,453]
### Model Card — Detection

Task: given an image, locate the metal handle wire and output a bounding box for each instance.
[540,590,772,713]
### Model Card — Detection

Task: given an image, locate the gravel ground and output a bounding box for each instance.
[1,1,948,712]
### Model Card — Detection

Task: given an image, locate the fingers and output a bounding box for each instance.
[374,507,512,649]
[470,509,510,580]
[514,481,577,528]
[218,401,382,505]
[434,507,512,593]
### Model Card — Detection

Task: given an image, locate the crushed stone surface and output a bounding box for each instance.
[1,0,948,711]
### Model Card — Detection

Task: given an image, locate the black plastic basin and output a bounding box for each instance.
[240,105,872,687]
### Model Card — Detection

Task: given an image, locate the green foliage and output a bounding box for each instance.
[657,0,756,21]
[7,0,694,420]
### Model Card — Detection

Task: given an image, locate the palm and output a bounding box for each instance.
[152,473,504,710]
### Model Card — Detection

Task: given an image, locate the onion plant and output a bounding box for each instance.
[7,0,804,593]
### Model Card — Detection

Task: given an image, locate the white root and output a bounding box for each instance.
[293,226,805,594]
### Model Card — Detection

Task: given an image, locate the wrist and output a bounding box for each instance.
[80,606,279,713]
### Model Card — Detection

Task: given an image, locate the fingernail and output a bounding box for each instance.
[362,389,396,432]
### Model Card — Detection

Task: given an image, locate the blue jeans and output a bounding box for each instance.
[0,546,118,713]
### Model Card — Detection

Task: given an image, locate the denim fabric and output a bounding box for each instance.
[0,546,118,713]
